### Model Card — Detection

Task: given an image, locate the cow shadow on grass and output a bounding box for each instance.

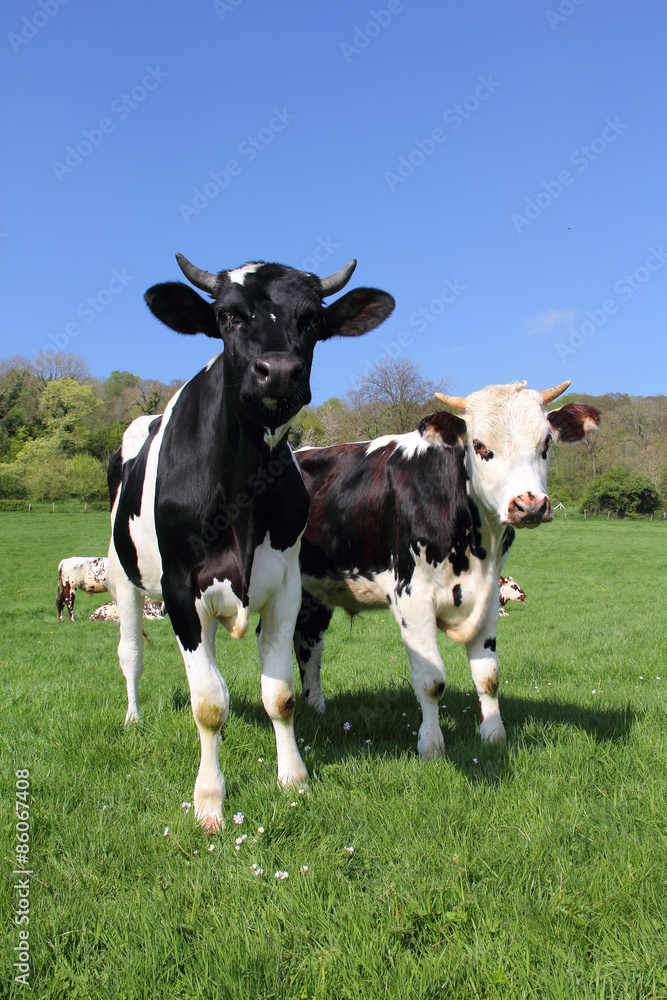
[207,682,635,787]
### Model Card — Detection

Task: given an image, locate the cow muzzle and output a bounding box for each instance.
[506,493,552,526]
[250,353,307,403]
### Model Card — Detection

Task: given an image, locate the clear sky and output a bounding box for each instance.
[1,0,665,404]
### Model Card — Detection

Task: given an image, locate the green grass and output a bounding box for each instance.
[1,513,666,999]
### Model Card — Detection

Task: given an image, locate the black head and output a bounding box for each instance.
[144,255,395,430]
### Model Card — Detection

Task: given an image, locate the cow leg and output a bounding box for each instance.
[394,598,446,759]
[115,583,146,724]
[177,627,230,834]
[56,585,65,622]
[466,600,506,744]
[293,590,332,714]
[258,562,309,789]
[67,587,76,622]
[156,567,230,832]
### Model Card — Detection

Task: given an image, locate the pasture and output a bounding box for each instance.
[1,512,666,1000]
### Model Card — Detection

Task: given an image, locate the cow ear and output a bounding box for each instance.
[144,282,220,338]
[320,288,395,340]
[419,411,467,447]
[547,403,601,442]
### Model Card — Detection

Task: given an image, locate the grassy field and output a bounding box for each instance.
[1,512,666,1000]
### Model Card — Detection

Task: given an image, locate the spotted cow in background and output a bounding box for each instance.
[56,557,108,621]
[89,600,165,621]
[107,252,394,830]
[498,575,526,616]
[294,380,600,756]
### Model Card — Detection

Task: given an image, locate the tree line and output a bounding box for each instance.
[0,352,664,515]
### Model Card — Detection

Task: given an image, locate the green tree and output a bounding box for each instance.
[39,378,103,450]
[580,466,660,517]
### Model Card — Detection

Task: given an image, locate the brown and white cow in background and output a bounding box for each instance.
[294,380,599,756]
[89,600,165,621]
[498,575,526,616]
[56,557,109,621]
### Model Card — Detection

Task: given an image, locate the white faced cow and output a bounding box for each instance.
[294,380,599,757]
[56,557,108,621]
[498,575,526,616]
[107,253,394,831]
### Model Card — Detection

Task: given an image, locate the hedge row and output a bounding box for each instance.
[0,499,110,512]
[0,499,31,511]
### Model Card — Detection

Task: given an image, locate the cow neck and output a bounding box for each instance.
[217,388,290,493]
[468,487,505,567]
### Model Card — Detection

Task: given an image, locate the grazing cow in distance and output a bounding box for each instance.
[294,380,600,756]
[107,252,394,831]
[498,575,526,616]
[56,557,108,621]
[90,600,165,622]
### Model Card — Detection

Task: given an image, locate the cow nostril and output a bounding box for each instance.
[290,363,304,383]
[513,500,525,512]
[254,359,271,380]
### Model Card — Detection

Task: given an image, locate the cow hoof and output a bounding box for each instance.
[480,718,506,744]
[307,694,326,715]
[418,729,446,760]
[197,811,224,834]
[124,709,142,725]
[278,762,310,789]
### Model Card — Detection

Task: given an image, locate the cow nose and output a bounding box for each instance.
[507,493,552,526]
[251,354,305,397]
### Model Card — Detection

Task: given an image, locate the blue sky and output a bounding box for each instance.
[1,0,665,403]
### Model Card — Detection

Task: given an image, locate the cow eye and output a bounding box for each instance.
[218,310,242,329]
[473,439,494,461]
[541,433,552,460]
[302,315,321,334]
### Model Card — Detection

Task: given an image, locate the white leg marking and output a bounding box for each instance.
[466,600,506,744]
[178,621,230,833]
[115,585,145,724]
[255,551,308,789]
[394,593,446,760]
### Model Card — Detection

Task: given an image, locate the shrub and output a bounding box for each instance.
[0,499,31,511]
[85,499,110,511]
[580,466,660,517]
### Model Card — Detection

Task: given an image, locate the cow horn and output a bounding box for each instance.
[435,392,466,412]
[175,253,219,295]
[319,259,357,297]
[539,380,571,405]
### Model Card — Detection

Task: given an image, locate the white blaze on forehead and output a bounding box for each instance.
[463,382,549,450]
[227,263,261,285]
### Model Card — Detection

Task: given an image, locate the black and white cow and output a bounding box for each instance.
[294,380,600,756]
[498,575,526,616]
[56,556,108,621]
[107,253,394,830]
